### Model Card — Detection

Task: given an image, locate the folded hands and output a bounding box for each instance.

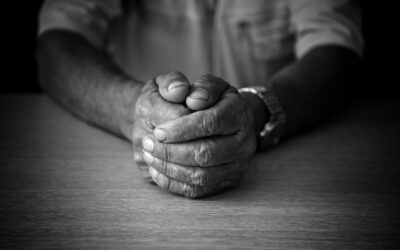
[132,72,259,198]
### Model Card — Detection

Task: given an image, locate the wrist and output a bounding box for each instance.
[117,80,144,141]
[238,86,287,151]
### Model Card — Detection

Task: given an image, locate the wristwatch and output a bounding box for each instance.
[238,86,287,151]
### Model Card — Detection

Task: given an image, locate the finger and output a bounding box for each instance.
[153,87,241,142]
[142,150,241,186]
[142,134,256,167]
[155,71,191,103]
[186,74,229,111]
[131,123,154,182]
[133,150,153,182]
[149,167,237,198]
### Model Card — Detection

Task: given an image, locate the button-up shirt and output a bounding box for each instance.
[39,0,363,87]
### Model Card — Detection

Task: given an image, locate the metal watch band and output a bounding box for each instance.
[238,86,287,150]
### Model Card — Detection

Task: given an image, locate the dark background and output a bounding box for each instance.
[1,1,399,99]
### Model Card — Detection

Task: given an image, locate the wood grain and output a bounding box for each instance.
[0,94,399,249]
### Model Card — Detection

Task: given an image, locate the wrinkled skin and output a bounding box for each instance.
[132,72,191,180]
[133,72,258,198]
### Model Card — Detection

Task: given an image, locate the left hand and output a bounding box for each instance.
[141,75,261,198]
[132,72,191,181]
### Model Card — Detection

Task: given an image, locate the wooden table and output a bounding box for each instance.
[1,94,399,249]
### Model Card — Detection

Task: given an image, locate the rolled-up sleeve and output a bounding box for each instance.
[38,0,121,48]
[289,0,363,58]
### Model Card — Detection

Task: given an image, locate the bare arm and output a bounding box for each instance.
[267,45,361,138]
[37,30,143,140]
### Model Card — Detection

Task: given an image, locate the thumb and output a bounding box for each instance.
[155,71,191,103]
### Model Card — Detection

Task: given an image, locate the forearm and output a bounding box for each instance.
[37,30,142,140]
[267,46,361,137]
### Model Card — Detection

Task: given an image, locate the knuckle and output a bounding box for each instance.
[194,142,213,167]
[200,110,217,135]
[160,143,173,163]
[183,184,198,199]
[191,167,208,186]
[158,158,169,174]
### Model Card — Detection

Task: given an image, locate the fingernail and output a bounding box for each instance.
[168,81,187,91]
[189,89,209,101]
[142,137,154,152]
[154,128,166,141]
[142,151,154,164]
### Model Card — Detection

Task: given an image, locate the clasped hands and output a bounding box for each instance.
[132,72,259,198]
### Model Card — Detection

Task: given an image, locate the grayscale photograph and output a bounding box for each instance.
[1,0,399,249]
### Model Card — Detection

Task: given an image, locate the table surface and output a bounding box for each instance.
[0,94,399,249]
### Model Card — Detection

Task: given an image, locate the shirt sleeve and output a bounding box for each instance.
[38,0,122,48]
[289,0,364,58]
